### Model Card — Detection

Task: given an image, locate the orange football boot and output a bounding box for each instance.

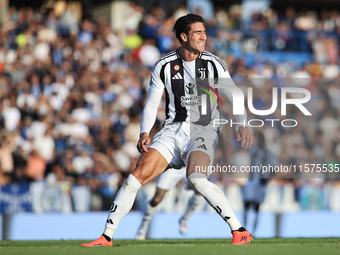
[80,235,113,247]
[231,229,253,245]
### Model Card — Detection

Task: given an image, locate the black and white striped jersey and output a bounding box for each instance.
[149,48,233,127]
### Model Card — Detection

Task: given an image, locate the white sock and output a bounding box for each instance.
[139,202,158,230]
[103,174,142,238]
[187,173,242,231]
[181,193,202,220]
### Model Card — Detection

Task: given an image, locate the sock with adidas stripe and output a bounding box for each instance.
[103,174,142,239]
[187,173,242,231]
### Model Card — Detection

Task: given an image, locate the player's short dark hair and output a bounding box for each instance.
[173,14,207,43]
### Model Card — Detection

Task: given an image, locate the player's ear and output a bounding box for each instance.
[180,33,187,42]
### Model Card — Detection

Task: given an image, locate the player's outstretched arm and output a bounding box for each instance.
[137,132,151,153]
[138,89,163,153]
[237,126,254,149]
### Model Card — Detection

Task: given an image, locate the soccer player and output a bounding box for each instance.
[80,13,254,247]
[243,132,279,235]
[135,167,202,240]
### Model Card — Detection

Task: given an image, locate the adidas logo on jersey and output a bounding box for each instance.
[172,73,183,80]
[197,144,207,150]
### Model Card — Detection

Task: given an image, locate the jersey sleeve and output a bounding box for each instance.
[140,62,165,135]
[140,90,163,135]
[149,62,165,93]
[213,59,249,128]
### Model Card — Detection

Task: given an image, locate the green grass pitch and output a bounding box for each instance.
[0,238,340,255]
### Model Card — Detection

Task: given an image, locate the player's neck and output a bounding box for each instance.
[178,47,200,62]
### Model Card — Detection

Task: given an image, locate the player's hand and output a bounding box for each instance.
[237,126,254,149]
[137,132,151,153]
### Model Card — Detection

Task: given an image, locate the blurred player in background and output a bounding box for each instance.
[243,132,279,236]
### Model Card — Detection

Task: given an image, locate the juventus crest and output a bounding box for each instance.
[198,68,206,80]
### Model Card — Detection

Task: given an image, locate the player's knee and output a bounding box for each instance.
[151,188,167,206]
[187,173,208,191]
[132,160,154,184]
[131,167,151,185]
[150,196,162,206]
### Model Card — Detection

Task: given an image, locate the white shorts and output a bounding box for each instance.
[156,166,186,190]
[149,122,218,170]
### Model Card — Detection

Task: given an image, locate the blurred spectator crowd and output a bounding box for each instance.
[0,1,340,213]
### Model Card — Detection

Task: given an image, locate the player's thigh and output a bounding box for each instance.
[186,151,210,177]
[132,148,169,186]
